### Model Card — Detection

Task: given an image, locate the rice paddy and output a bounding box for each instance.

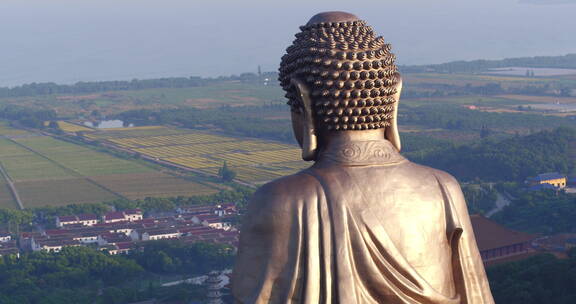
[84,126,309,184]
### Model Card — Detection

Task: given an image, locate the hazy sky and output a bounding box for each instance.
[1,0,575,87]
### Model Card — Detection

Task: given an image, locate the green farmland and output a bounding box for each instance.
[0,122,220,209]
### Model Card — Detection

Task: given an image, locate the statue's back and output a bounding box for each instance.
[233,140,494,303]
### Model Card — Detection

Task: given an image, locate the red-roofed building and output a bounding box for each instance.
[124,209,143,221]
[103,210,143,223]
[471,215,536,264]
[77,214,99,226]
[72,232,100,244]
[57,214,99,227]
[144,229,180,241]
[98,232,132,246]
[103,211,126,223]
[35,239,80,253]
[56,215,78,227]
[44,229,74,238]
[105,242,134,255]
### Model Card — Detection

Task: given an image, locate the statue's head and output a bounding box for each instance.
[279,11,403,161]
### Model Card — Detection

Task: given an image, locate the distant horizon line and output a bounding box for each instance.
[2,52,574,90]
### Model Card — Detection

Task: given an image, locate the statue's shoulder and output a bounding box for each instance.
[258,171,320,196]
[248,171,322,213]
[401,160,461,189]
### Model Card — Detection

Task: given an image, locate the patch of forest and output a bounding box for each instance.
[401,104,576,132]
[487,250,576,304]
[414,127,576,182]
[0,105,57,128]
[0,242,233,304]
[491,189,576,234]
[0,72,277,99]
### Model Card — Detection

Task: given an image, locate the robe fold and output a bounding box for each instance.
[232,140,494,304]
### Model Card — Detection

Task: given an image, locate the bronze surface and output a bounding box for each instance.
[232,11,494,304]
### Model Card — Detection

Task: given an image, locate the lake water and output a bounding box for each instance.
[83,120,133,129]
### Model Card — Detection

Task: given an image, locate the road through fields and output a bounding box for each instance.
[0,160,24,209]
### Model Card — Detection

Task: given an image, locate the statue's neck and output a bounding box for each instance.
[318,129,386,147]
[316,129,404,166]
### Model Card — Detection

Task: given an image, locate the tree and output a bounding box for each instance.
[218,161,236,182]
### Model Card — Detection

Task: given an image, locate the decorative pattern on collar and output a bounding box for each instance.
[318,140,406,166]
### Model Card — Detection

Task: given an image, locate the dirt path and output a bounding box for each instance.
[486,192,512,218]
[0,161,24,210]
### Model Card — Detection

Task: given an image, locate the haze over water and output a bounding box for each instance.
[1,0,575,87]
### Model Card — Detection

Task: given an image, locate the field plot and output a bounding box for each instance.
[86,126,308,184]
[0,122,30,136]
[92,172,217,199]
[13,136,153,177]
[83,126,187,140]
[17,179,119,207]
[0,122,220,208]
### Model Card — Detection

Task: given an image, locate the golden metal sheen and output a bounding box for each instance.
[232,11,494,304]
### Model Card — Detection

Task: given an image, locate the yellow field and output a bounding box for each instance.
[85,127,308,184]
[57,121,94,133]
[110,133,236,148]
[99,125,166,131]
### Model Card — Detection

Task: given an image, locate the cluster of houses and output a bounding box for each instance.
[0,204,238,257]
[2,197,574,268]
[0,232,18,258]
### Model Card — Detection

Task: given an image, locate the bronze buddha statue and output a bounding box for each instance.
[232,11,494,304]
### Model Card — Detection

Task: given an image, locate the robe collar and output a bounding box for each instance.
[316,138,406,166]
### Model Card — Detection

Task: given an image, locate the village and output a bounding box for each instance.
[0,203,238,258]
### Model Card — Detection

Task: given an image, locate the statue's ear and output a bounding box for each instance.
[291,79,318,161]
[385,75,402,152]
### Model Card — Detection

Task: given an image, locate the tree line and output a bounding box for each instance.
[400,104,576,133]
[0,72,278,99]
[487,249,576,304]
[414,127,576,182]
[0,105,56,129]
[491,189,576,234]
[0,241,233,304]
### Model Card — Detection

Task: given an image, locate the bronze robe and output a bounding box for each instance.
[232,140,494,304]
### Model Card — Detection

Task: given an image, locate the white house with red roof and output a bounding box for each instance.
[124,209,143,221]
[34,239,81,253]
[0,232,11,243]
[103,210,143,223]
[77,214,99,226]
[56,214,99,227]
[140,229,181,241]
[56,215,79,227]
[103,211,127,223]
